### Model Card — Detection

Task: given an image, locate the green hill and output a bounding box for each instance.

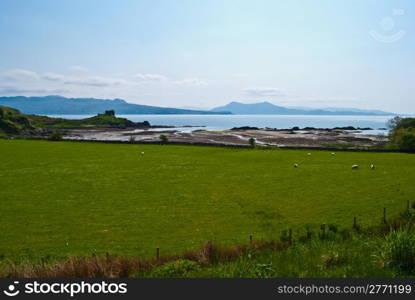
[0,106,34,135]
[0,106,148,136]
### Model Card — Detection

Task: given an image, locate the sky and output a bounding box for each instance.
[0,0,414,113]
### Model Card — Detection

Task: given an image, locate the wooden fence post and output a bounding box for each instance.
[383,207,387,224]
[353,216,357,229]
[321,223,326,238]
[288,228,292,246]
[249,235,253,245]
[407,200,410,213]
[156,247,160,260]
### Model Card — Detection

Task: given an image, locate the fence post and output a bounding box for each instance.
[321,223,326,238]
[407,200,410,213]
[288,228,292,246]
[383,207,387,224]
[249,235,253,245]
[156,247,160,260]
[353,216,357,229]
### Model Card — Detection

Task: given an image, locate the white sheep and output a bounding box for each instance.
[351,164,359,169]
[370,164,376,170]
[331,152,336,156]
[294,163,299,168]
[140,152,144,155]
[307,153,311,156]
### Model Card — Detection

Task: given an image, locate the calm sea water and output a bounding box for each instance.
[48,114,395,135]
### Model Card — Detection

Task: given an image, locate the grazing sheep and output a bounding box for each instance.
[140,152,144,155]
[331,152,336,156]
[370,164,376,169]
[294,163,299,168]
[307,153,311,156]
[351,164,359,169]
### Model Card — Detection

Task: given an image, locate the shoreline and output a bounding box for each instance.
[60,125,388,150]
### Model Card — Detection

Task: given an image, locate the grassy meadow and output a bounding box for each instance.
[0,139,414,265]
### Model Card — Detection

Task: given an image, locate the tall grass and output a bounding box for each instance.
[2,215,415,278]
[374,226,415,274]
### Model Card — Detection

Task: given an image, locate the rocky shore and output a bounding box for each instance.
[63,126,388,149]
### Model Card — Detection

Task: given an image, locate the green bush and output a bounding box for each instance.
[248,138,256,148]
[388,116,415,130]
[48,130,63,141]
[159,134,168,143]
[0,119,20,134]
[151,259,200,277]
[376,229,415,274]
[253,262,275,278]
[129,135,136,143]
[387,116,415,151]
[398,133,415,152]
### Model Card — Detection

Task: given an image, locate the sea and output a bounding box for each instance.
[48,114,396,135]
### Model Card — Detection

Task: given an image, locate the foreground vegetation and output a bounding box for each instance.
[387,116,415,152]
[3,214,415,277]
[143,215,415,278]
[1,139,414,269]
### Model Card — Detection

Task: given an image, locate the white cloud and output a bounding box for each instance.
[4,69,39,81]
[1,68,209,103]
[0,86,69,95]
[42,72,66,82]
[133,73,208,86]
[134,73,168,82]
[63,76,130,87]
[243,87,286,97]
[69,65,89,72]
[173,78,208,86]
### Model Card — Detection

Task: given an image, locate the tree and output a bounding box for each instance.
[159,134,168,143]
[387,116,402,130]
[48,130,63,141]
[398,132,415,152]
[248,137,256,148]
[129,135,136,143]
[387,117,415,151]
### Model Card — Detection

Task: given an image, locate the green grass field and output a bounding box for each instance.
[0,139,414,263]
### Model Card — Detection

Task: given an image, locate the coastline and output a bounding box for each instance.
[62,126,388,149]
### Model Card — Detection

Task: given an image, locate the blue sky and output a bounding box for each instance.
[0,0,414,113]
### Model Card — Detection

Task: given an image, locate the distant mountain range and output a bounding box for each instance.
[211,101,395,115]
[0,96,230,115]
[0,96,395,116]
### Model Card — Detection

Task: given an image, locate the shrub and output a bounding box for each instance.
[248,138,256,148]
[279,230,290,243]
[48,130,63,141]
[387,116,403,130]
[376,229,415,274]
[253,262,275,278]
[151,259,200,278]
[320,251,344,269]
[159,134,168,143]
[388,116,415,130]
[0,119,20,134]
[387,117,415,151]
[397,133,415,152]
[298,225,314,243]
[129,135,136,143]
[328,224,338,233]
[339,228,352,241]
